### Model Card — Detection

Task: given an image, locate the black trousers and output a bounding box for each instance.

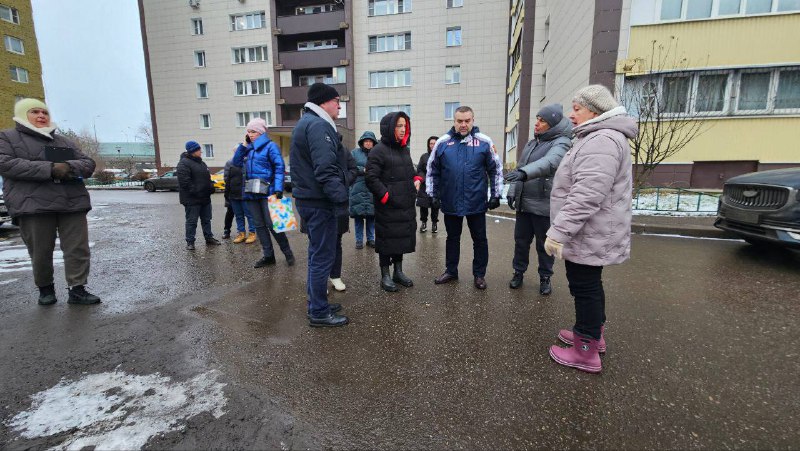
[419,206,439,223]
[379,253,403,266]
[565,260,606,340]
[330,233,343,278]
[512,212,554,277]
[444,213,488,278]
[223,205,234,233]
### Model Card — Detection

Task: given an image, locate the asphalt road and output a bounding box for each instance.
[1,190,799,449]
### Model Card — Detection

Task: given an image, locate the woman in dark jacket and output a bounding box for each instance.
[224,159,256,243]
[349,131,378,249]
[365,112,417,292]
[415,135,440,233]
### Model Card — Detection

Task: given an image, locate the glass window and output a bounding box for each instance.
[695,74,727,112]
[369,69,411,88]
[369,105,411,123]
[9,66,28,83]
[4,35,23,54]
[660,0,683,19]
[194,51,206,67]
[445,102,460,120]
[368,33,411,53]
[718,0,741,14]
[738,72,771,110]
[368,0,411,16]
[777,0,800,11]
[0,5,19,24]
[446,27,462,47]
[745,0,772,13]
[232,45,268,64]
[197,83,208,98]
[662,76,691,113]
[234,79,270,96]
[203,144,214,158]
[447,0,464,7]
[200,114,211,128]
[230,12,266,31]
[445,65,461,84]
[237,112,270,127]
[686,0,712,18]
[191,18,203,35]
[775,70,800,109]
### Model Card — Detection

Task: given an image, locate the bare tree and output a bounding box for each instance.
[60,128,106,171]
[136,113,154,145]
[618,38,709,190]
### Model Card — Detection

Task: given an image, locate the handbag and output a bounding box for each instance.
[244,178,270,194]
[267,196,298,233]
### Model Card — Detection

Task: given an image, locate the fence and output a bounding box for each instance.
[633,187,720,212]
[85,179,144,188]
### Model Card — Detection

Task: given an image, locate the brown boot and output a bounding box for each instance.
[233,232,246,243]
[245,232,257,244]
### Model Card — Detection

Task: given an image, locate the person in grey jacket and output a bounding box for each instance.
[0,98,100,306]
[504,104,572,295]
[545,85,638,374]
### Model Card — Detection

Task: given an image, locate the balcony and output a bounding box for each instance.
[278,47,346,70]
[280,83,347,105]
[276,10,345,35]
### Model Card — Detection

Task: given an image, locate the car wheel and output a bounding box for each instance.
[144,182,155,192]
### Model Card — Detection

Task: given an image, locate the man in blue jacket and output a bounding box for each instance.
[426,106,503,290]
[290,83,350,327]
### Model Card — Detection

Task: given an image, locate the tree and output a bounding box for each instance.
[618,38,709,190]
[60,128,106,171]
[136,113,154,145]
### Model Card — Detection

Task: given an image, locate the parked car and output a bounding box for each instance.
[211,169,225,192]
[715,167,800,249]
[143,171,179,192]
[0,176,10,226]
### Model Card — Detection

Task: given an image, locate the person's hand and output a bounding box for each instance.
[544,237,563,259]
[51,162,71,180]
[414,180,421,191]
[430,197,440,209]
[504,169,527,183]
[487,197,500,210]
[275,191,283,199]
[507,196,516,210]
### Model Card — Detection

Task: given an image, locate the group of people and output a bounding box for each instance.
[0,81,637,374]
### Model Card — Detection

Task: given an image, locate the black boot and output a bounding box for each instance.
[509,272,524,289]
[431,222,438,233]
[393,261,413,287]
[419,221,427,233]
[38,284,57,305]
[539,276,552,295]
[254,255,276,268]
[67,285,101,305]
[380,266,398,292]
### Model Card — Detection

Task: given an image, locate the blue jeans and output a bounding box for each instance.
[296,205,337,317]
[245,199,293,259]
[184,203,213,243]
[353,215,375,244]
[230,199,255,233]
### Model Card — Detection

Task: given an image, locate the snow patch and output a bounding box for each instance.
[7,369,227,450]
[0,240,94,274]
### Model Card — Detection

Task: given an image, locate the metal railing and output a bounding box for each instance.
[633,187,720,212]
[85,179,145,188]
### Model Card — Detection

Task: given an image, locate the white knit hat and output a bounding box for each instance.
[572,85,619,114]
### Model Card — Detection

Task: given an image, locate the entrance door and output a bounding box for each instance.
[690,161,758,189]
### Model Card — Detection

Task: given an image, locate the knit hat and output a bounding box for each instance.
[572,85,619,114]
[536,103,563,128]
[185,140,201,153]
[14,98,48,119]
[246,117,268,134]
[307,82,340,105]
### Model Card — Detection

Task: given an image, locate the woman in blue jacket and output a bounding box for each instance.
[232,118,295,268]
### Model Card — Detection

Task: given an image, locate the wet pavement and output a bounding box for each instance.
[1,190,799,449]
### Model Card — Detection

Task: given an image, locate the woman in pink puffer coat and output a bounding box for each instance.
[544,85,638,374]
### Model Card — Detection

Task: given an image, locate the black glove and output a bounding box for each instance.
[488,197,500,210]
[430,197,441,209]
[275,191,283,199]
[52,162,72,180]
[507,196,516,210]
[504,169,527,183]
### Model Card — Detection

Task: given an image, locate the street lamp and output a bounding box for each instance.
[92,115,101,142]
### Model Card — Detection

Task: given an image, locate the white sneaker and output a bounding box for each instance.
[329,278,346,292]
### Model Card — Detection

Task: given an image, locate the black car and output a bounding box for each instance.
[143,171,179,192]
[715,168,800,249]
[0,176,10,226]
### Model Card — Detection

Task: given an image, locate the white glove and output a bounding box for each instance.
[544,237,563,260]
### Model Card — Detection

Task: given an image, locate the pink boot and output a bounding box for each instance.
[549,335,602,373]
[558,325,606,353]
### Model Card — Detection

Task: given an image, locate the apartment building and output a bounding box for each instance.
[618,0,800,188]
[0,0,44,129]
[503,0,629,166]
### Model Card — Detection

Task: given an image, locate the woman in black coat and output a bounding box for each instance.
[365,111,417,292]
[415,135,440,233]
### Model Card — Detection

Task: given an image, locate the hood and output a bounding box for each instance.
[252,132,272,150]
[303,101,337,131]
[379,111,411,148]
[536,117,573,141]
[726,167,800,188]
[180,151,201,161]
[573,106,638,139]
[358,130,378,148]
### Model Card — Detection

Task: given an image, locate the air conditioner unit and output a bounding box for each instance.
[189,0,200,8]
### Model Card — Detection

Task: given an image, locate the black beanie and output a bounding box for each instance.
[307,83,340,105]
[536,103,563,128]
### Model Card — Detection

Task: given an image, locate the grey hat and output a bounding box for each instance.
[536,103,563,128]
[572,84,619,114]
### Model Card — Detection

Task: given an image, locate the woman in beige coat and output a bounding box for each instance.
[544,85,638,374]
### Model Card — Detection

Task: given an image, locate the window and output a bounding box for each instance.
[446,27,462,47]
[299,74,335,86]
[447,0,463,7]
[232,45,268,64]
[507,78,520,112]
[234,79,271,96]
[444,102,460,120]
[296,4,336,15]
[191,18,203,35]
[230,12,266,31]
[659,0,798,21]
[660,0,683,19]
[445,65,461,84]
[9,66,28,83]
[695,74,727,112]
[718,0,741,14]
[297,39,338,51]
[505,125,518,151]
[368,0,411,16]
[687,0,713,18]
[746,0,773,13]
[194,51,206,67]
[369,105,411,123]
[236,111,271,127]
[203,144,214,158]
[333,66,347,84]
[778,0,800,11]
[197,82,208,98]
[775,69,800,109]
[369,69,412,88]
[368,33,411,53]
[4,35,23,54]
[737,72,771,111]
[0,5,19,24]
[662,75,691,113]
[200,114,211,129]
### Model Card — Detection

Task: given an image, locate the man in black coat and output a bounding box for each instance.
[176,141,220,250]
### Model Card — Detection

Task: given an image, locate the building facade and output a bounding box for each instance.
[0,0,44,129]
[619,0,800,188]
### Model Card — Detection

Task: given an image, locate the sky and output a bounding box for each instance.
[31,0,149,143]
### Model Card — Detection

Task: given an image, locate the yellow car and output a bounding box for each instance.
[211,169,225,192]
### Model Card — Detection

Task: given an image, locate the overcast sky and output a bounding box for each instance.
[31,0,149,143]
